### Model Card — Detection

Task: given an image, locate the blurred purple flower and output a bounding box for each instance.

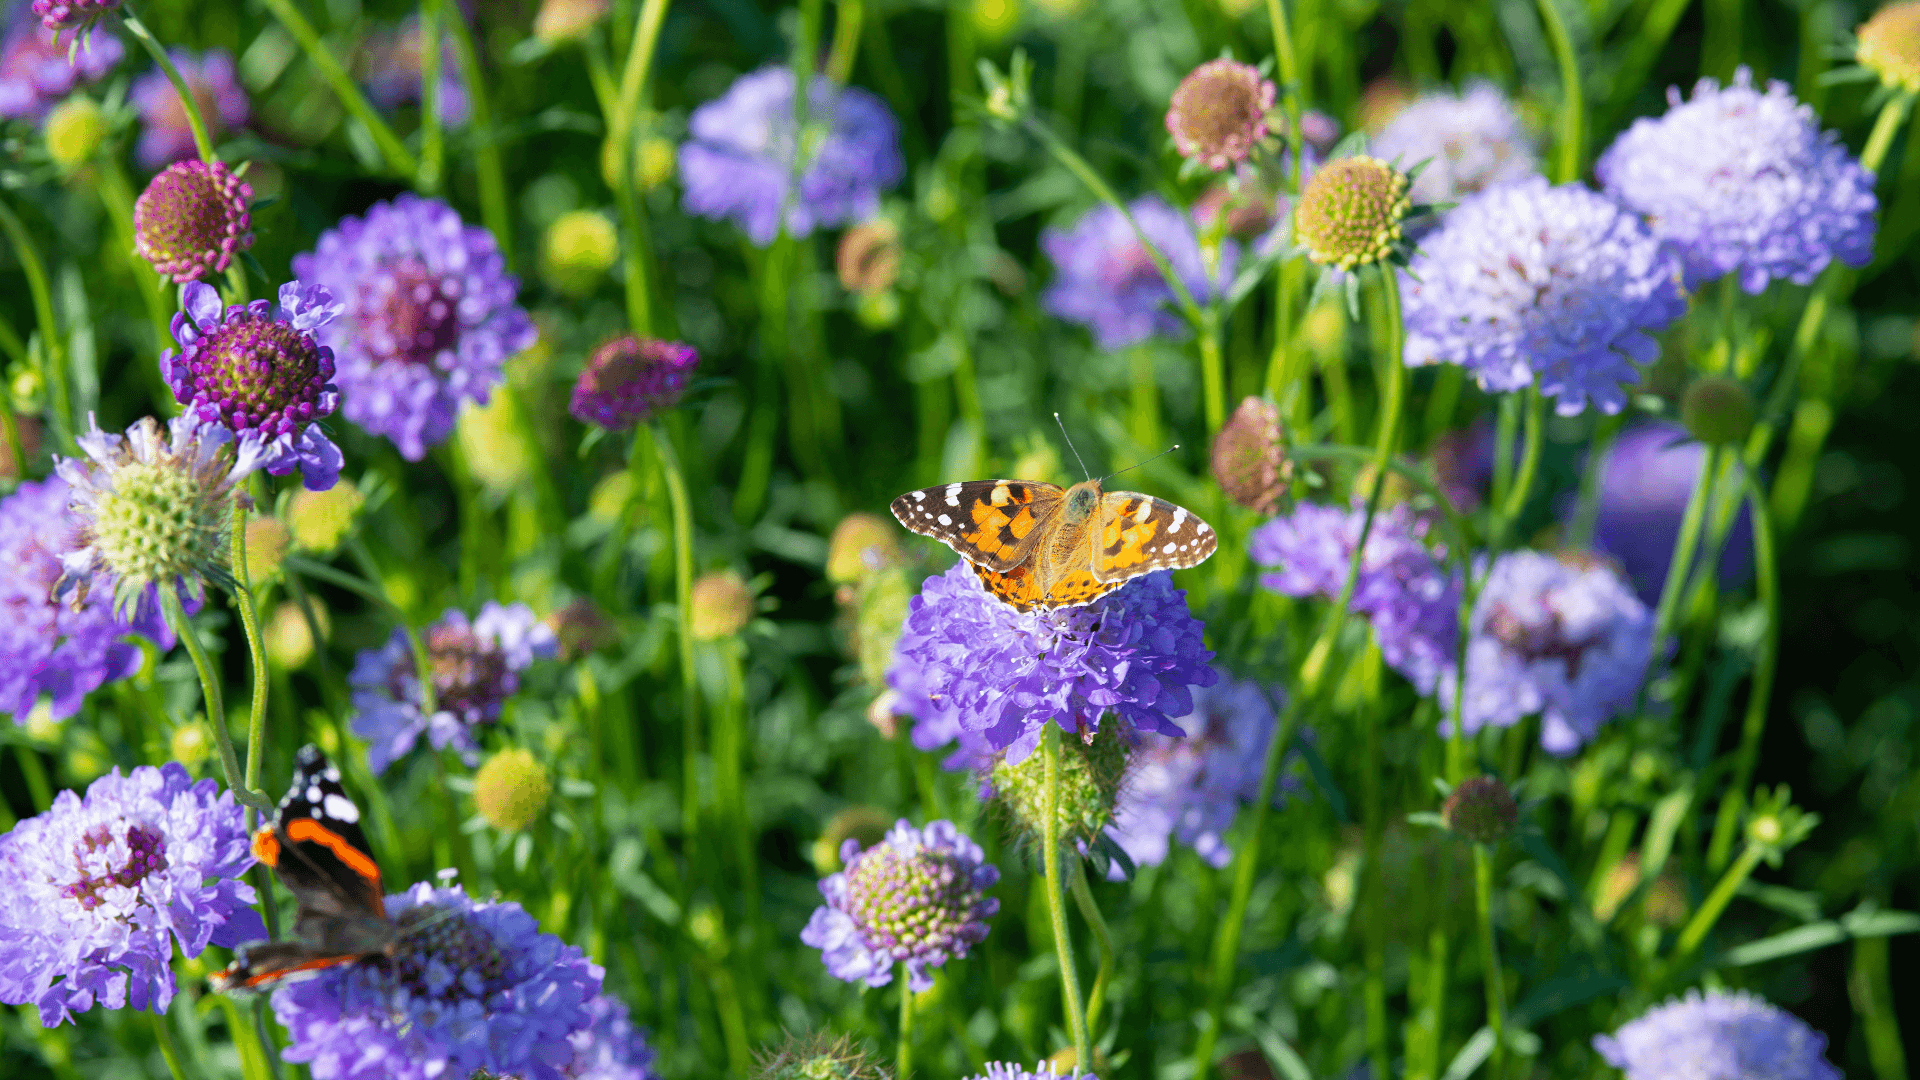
[129,48,247,169]
[678,66,903,246]
[0,477,179,721]
[562,994,659,1080]
[568,336,698,431]
[969,1066,1085,1080]
[1107,676,1296,873]
[1251,501,1461,694]
[271,882,600,1080]
[1580,420,1753,605]
[350,601,556,774]
[801,818,999,992]
[886,561,1217,764]
[0,763,264,1026]
[1440,550,1655,754]
[1594,989,1840,1080]
[1429,419,1497,514]
[0,4,120,121]
[1401,177,1687,416]
[1597,68,1877,294]
[163,280,343,490]
[359,16,468,126]
[291,195,536,461]
[1372,82,1539,208]
[1042,197,1238,350]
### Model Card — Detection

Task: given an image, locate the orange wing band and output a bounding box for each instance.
[284,819,385,890]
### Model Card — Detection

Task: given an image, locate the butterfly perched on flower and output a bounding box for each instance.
[890,477,1217,611]
[210,745,400,992]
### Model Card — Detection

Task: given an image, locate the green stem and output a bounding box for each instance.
[1567,412,1624,549]
[1701,0,1740,80]
[898,973,916,1080]
[159,586,271,812]
[602,0,671,334]
[826,0,863,84]
[1704,470,1779,873]
[255,0,420,176]
[1473,844,1507,1079]
[1649,444,1722,659]
[1200,315,1227,433]
[0,196,71,451]
[1362,701,1388,1079]
[229,501,270,823]
[15,744,52,812]
[442,10,511,263]
[121,8,216,163]
[293,548,437,716]
[152,1012,189,1080]
[1042,724,1092,1068]
[1534,0,1583,183]
[1670,842,1765,967]
[418,0,445,194]
[0,381,24,479]
[652,423,700,841]
[1069,859,1115,1032]
[1489,390,1545,552]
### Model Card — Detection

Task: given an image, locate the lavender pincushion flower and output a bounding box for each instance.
[1593,989,1840,1080]
[1440,551,1655,755]
[969,1065,1085,1080]
[0,477,179,721]
[271,882,601,1080]
[1042,197,1238,350]
[0,6,122,122]
[1581,420,1752,604]
[800,818,999,992]
[679,65,903,246]
[1251,501,1460,694]
[886,561,1217,763]
[0,763,265,1026]
[569,336,698,431]
[163,280,343,490]
[1596,68,1877,294]
[130,48,247,168]
[1107,677,1294,872]
[561,994,659,1080]
[350,601,557,774]
[291,195,536,461]
[1400,177,1687,416]
[1371,81,1539,207]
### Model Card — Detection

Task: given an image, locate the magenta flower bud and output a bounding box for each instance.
[1165,58,1276,171]
[31,0,118,34]
[133,160,254,284]
[568,335,698,431]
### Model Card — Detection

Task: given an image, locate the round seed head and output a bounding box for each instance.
[133,161,255,283]
[837,218,903,295]
[1210,395,1290,513]
[1859,2,1920,93]
[540,210,619,296]
[1441,775,1519,844]
[828,512,902,584]
[1295,156,1412,269]
[1681,376,1756,446]
[287,478,363,553]
[45,96,107,169]
[1165,59,1276,171]
[691,570,754,641]
[569,335,699,431]
[532,0,610,42]
[473,748,552,832]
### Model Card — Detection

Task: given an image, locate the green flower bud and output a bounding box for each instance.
[287,478,363,554]
[1680,375,1755,446]
[541,210,620,297]
[456,394,535,492]
[1295,156,1412,269]
[1858,2,1920,93]
[264,598,327,670]
[690,570,754,641]
[990,724,1129,851]
[472,748,552,832]
[170,721,212,769]
[828,512,902,585]
[46,97,108,170]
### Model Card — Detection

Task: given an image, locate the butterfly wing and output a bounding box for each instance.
[1089,492,1218,584]
[252,745,388,927]
[209,941,366,994]
[890,480,1064,572]
[973,561,1123,612]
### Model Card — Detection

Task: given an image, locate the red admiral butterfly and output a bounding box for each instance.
[211,744,400,992]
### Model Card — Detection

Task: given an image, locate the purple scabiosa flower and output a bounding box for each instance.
[53,414,263,616]
[1165,58,1276,171]
[350,601,558,774]
[800,818,999,992]
[1430,419,1497,514]
[0,4,121,121]
[129,48,247,169]
[162,280,343,490]
[1596,68,1877,294]
[271,881,601,1080]
[678,65,904,246]
[1041,196,1239,350]
[1372,81,1539,208]
[1107,676,1293,872]
[132,160,251,284]
[558,994,659,1080]
[1578,420,1752,605]
[1400,177,1687,416]
[568,335,698,431]
[1251,501,1461,694]
[0,762,266,1026]
[0,477,179,722]
[1440,550,1655,755]
[885,561,1218,763]
[291,195,536,461]
[358,17,467,127]
[1593,989,1840,1080]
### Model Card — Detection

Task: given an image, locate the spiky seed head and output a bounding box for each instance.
[989,723,1129,851]
[752,1031,892,1080]
[690,571,754,641]
[473,748,552,832]
[1295,156,1412,269]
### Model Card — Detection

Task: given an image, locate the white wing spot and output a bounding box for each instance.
[945,483,963,507]
[306,785,323,804]
[937,514,953,526]
[1132,500,1154,524]
[323,766,341,782]
[321,793,361,824]
[1162,543,1177,553]
[912,491,926,501]
[1169,508,1187,533]
[1197,521,1212,534]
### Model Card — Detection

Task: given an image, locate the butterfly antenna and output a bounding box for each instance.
[1103,444,1181,483]
[1055,413,1092,482]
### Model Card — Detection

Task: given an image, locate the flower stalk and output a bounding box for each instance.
[1042,723,1093,1068]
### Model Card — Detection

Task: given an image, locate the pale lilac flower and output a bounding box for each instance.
[1594,989,1840,1080]
[0,4,122,121]
[1042,197,1238,349]
[1372,82,1539,207]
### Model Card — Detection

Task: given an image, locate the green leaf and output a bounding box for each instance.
[1719,907,1920,968]
[1254,1024,1315,1080]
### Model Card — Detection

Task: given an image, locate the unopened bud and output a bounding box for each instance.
[1680,376,1755,446]
[473,748,552,832]
[1441,776,1518,844]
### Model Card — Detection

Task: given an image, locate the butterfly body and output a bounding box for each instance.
[211,745,398,993]
[890,477,1216,611]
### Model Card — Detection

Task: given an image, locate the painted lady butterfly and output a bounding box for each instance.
[890,478,1217,611]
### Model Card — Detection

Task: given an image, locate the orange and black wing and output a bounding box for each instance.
[251,745,387,924]
[1089,493,1218,584]
[890,480,1064,572]
[973,561,1125,612]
